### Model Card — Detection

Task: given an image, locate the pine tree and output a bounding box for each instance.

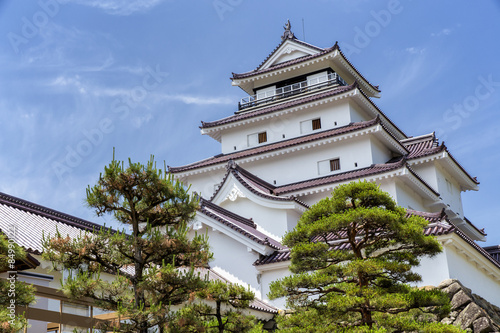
[269,181,463,332]
[0,234,36,333]
[168,280,262,332]
[42,156,212,333]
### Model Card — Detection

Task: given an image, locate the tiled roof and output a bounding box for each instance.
[210,161,309,209]
[401,133,440,159]
[254,209,455,266]
[402,134,479,185]
[232,43,337,79]
[198,198,284,250]
[200,83,356,129]
[273,157,408,195]
[232,42,381,94]
[197,267,278,314]
[171,117,381,173]
[0,192,106,254]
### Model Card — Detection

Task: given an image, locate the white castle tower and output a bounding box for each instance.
[169,22,499,308]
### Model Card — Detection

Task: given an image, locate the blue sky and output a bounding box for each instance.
[0,0,499,245]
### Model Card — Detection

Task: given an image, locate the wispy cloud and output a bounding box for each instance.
[405,47,425,55]
[67,0,165,15]
[158,94,234,105]
[431,28,452,37]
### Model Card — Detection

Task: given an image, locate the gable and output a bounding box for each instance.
[258,39,322,71]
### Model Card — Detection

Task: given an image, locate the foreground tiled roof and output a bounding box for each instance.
[210,161,309,208]
[0,192,106,254]
[402,134,479,185]
[254,210,457,266]
[172,117,381,173]
[198,198,284,250]
[200,83,356,129]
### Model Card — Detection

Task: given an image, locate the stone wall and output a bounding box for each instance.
[437,279,500,332]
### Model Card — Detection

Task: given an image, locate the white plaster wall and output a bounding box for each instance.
[181,169,226,199]
[444,242,500,306]
[189,225,262,296]
[219,197,288,239]
[260,266,291,309]
[349,102,373,123]
[393,180,427,211]
[412,251,451,288]
[434,164,464,217]
[286,210,301,232]
[369,137,392,165]
[411,163,438,190]
[237,136,373,186]
[220,100,353,154]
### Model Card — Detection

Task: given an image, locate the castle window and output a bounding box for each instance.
[248,131,268,146]
[318,158,341,175]
[258,132,267,143]
[301,118,322,134]
[330,158,340,171]
[312,118,321,130]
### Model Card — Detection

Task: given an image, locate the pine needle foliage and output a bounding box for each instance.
[42,156,212,333]
[168,280,262,333]
[0,234,36,333]
[269,181,463,332]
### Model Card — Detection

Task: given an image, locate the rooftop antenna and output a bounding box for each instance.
[302,18,305,41]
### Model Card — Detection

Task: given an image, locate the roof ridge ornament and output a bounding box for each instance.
[281,19,295,41]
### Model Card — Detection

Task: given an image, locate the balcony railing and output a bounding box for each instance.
[238,73,347,111]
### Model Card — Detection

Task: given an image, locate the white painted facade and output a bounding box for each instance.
[171,29,500,309]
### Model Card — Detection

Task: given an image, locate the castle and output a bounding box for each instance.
[169,22,500,309]
[1,22,500,332]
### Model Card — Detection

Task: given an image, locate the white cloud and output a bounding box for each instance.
[66,0,165,15]
[158,94,234,105]
[431,28,452,37]
[405,47,425,55]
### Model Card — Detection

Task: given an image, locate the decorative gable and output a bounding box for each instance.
[258,39,323,71]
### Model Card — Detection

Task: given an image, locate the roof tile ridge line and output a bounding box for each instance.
[403,162,440,197]
[406,208,445,220]
[199,197,256,229]
[463,216,487,236]
[441,145,480,185]
[353,85,408,139]
[231,171,297,204]
[274,156,407,195]
[372,115,410,156]
[448,220,500,270]
[400,132,436,144]
[335,43,380,93]
[232,164,276,191]
[274,164,376,192]
[0,192,107,232]
[231,171,281,200]
[200,83,356,129]
[200,206,284,250]
[406,144,446,160]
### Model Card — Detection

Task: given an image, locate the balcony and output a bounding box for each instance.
[238,72,347,111]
